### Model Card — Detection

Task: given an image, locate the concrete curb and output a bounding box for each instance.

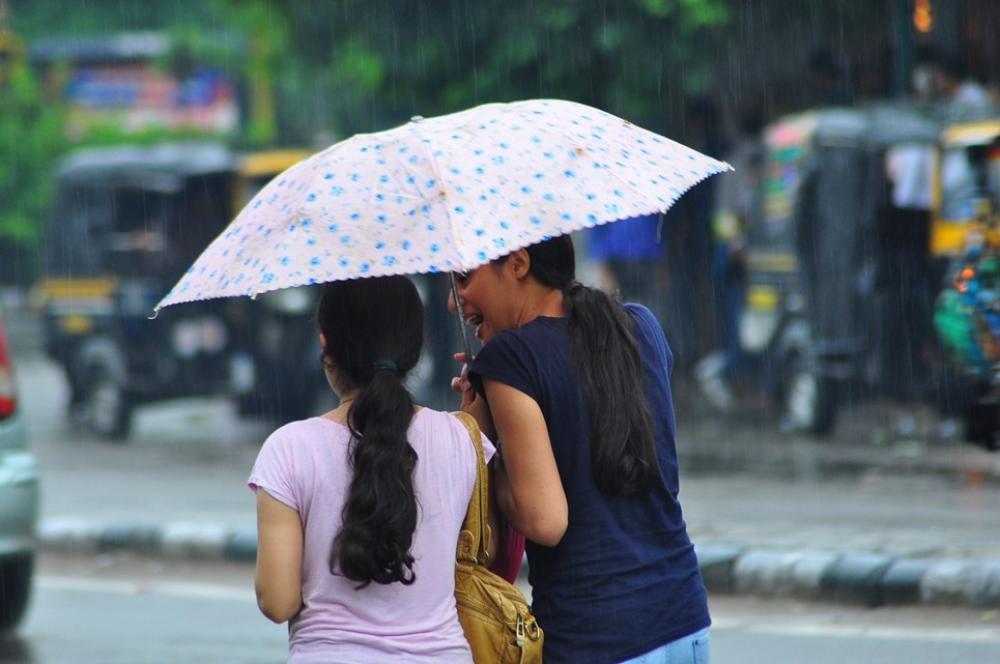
[39,517,257,563]
[38,518,1000,609]
[695,543,1000,608]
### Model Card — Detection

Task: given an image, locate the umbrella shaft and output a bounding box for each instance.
[449,272,475,363]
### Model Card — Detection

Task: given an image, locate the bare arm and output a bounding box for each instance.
[483,377,568,547]
[254,489,304,623]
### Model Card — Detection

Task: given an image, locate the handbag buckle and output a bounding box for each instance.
[515,613,526,647]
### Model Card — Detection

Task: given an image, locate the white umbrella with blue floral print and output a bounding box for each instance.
[155,98,730,313]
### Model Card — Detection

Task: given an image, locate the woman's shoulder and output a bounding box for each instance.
[622,303,663,340]
[622,302,673,368]
[262,416,347,451]
[412,408,493,460]
[622,301,656,324]
[480,317,565,359]
[410,407,467,438]
[272,415,344,435]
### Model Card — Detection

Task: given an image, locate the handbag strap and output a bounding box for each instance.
[453,411,492,565]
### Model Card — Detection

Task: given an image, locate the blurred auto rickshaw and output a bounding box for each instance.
[931,117,1000,447]
[930,119,1000,257]
[35,142,241,439]
[222,148,336,423]
[740,105,945,435]
[35,143,320,439]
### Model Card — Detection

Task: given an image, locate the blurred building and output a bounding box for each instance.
[28,32,239,142]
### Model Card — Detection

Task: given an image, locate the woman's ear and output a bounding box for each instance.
[508,249,531,280]
[319,334,335,372]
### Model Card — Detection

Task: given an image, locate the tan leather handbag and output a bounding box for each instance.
[453,411,543,663]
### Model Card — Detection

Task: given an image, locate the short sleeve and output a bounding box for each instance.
[625,302,673,376]
[469,330,540,402]
[247,428,301,512]
[480,430,497,465]
[450,412,497,466]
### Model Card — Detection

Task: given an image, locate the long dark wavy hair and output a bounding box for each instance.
[317,276,423,588]
[499,235,658,496]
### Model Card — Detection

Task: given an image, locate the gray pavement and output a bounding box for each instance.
[7,300,1000,611]
[14,555,1000,664]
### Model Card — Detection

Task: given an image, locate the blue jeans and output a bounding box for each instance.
[618,627,711,664]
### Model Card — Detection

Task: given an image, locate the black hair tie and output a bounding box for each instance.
[372,360,398,373]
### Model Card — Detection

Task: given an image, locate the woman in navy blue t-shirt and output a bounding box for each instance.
[451,235,711,663]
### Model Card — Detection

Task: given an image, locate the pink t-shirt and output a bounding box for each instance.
[248,408,495,664]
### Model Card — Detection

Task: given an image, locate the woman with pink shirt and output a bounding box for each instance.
[249,276,494,663]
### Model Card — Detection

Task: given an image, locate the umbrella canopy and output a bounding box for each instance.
[155,99,730,312]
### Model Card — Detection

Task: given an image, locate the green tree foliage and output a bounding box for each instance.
[247,0,733,137]
[11,0,902,146]
[0,61,64,282]
[207,0,289,147]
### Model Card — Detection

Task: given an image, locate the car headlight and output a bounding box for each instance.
[171,318,228,358]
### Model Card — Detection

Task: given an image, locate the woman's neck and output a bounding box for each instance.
[513,283,566,328]
[337,389,362,404]
[323,389,361,425]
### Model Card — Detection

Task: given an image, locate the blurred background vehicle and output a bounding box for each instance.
[34,144,459,436]
[35,142,241,439]
[222,149,330,424]
[0,303,39,632]
[737,105,946,435]
[932,116,1000,447]
[223,150,457,421]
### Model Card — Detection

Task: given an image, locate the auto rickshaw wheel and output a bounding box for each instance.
[84,367,133,441]
[0,554,33,632]
[781,353,838,437]
[963,400,999,451]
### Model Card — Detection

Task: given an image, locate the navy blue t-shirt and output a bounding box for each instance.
[470,303,710,663]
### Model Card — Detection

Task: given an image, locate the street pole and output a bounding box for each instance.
[890,0,917,98]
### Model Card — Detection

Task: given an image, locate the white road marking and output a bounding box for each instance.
[711,617,1000,644]
[37,576,1000,645]
[38,575,253,602]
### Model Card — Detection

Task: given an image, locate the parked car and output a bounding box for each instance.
[0,305,40,632]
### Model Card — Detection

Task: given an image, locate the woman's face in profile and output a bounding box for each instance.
[450,262,516,343]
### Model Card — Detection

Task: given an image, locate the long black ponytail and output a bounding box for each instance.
[520,235,658,496]
[316,276,424,588]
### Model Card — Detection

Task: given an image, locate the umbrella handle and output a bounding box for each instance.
[449,272,475,363]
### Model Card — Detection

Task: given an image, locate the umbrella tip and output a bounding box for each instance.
[148,308,160,321]
[410,115,424,123]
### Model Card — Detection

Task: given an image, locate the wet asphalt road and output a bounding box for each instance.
[5,552,1000,664]
[7,309,1000,662]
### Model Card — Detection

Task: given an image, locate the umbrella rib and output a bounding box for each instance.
[410,123,466,272]
[408,122,476,361]
[552,125,662,220]
[547,121,730,224]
